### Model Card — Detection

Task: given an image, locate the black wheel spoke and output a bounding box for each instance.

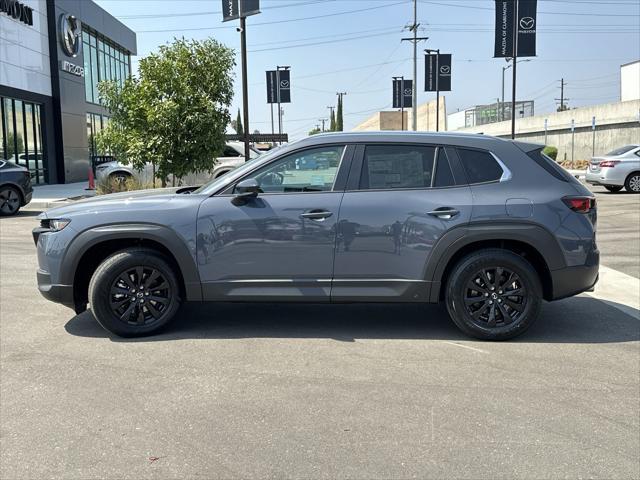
[146,302,162,319]
[504,288,523,297]
[464,295,485,305]
[136,308,145,324]
[118,273,135,289]
[471,303,490,320]
[467,280,487,294]
[149,295,169,305]
[152,281,169,291]
[496,302,513,324]
[481,269,493,289]
[111,297,130,309]
[119,302,136,321]
[504,298,525,312]
[145,270,161,288]
[135,266,144,286]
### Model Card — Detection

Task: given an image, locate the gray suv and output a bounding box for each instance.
[33,132,599,340]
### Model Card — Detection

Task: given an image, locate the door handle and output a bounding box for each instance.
[300,210,333,220]
[428,207,460,219]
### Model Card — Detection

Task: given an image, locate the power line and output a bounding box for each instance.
[418,0,640,16]
[137,1,408,33]
[249,29,403,53]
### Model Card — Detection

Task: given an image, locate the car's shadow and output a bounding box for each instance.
[65,295,639,344]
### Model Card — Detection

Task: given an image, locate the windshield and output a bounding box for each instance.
[606,145,638,156]
[194,144,287,195]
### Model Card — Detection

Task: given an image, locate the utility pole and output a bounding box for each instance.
[327,106,335,131]
[401,0,427,131]
[555,78,568,112]
[425,48,441,131]
[239,16,251,160]
[319,118,327,132]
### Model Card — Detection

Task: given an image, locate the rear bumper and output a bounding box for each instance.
[37,269,74,309]
[23,190,32,206]
[585,170,625,186]
[550,250,599,300]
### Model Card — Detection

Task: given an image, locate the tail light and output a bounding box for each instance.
[563,196,596,213]
[599,160,620,168]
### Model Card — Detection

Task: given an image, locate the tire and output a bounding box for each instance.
[624,172,640,193]
[109,172,131,185]
[604,185,623,193]
[88,248,181,337]
[0,186,21,216]
[445,249,542,341]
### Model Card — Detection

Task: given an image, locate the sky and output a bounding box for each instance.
[94,0,640,140]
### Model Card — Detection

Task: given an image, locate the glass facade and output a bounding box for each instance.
[82,27,131,105]
[0,96,46,184]
[86,112,110,157]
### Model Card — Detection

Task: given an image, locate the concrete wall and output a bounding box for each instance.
[621,61,639,102]
[353,98,447,132]
[454,100,640,162]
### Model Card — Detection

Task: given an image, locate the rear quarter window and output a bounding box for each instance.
[457,148,503,184]
[526,148,575,183]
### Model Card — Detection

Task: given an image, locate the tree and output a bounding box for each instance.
[232,108,244,135]
[329,109,336,131]
[336,96,344,131]
[308,126,322,136]
[98,37,235,185]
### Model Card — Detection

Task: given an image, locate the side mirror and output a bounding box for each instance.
[234,178,260,201]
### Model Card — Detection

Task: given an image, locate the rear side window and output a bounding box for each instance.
[526,148,573,182]
[457,148,503,184]
[433,148,455,188]
[360,145,436,190]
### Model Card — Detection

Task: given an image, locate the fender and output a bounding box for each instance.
[60,223,202,301]
[425,221,566,302]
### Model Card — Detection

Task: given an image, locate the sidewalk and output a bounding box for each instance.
[28,182,95,210]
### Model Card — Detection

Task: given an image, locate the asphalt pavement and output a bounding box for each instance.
[0,185,638,479]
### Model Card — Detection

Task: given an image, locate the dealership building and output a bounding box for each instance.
[1,0,136,184]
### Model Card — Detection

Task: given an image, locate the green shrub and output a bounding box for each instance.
[543,146,558,160]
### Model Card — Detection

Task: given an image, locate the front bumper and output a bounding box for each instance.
[37,269,75,309]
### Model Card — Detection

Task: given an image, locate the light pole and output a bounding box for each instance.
[501,58,530,122]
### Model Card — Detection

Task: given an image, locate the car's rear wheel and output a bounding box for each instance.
[445,249,542,340]
[604,185,623,193]
[624,172,640,193]
[88,248,181,337]
[0,186,21,216]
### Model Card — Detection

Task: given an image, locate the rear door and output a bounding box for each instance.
[331,143,473,302]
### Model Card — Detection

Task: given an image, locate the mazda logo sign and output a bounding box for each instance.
[519,16,535,30]
[59,14,81,58]
[280,80,289,88]
[403,88,412,96]
[440,65,450,74]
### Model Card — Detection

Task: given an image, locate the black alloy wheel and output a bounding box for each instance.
[109,266,172,326]
[464,267,527,328]
[0,187,21,216]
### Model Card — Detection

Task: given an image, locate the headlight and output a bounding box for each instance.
[43,219,71,231]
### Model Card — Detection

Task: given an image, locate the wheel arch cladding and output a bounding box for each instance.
[63,224,202,307]
[426,223,563,302]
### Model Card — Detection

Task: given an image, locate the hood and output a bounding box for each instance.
[40,187,192,219]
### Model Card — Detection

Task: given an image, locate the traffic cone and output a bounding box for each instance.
[86,167,95,190]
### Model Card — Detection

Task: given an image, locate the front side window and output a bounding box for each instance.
[241,145,344,194]
[457,148,504,184]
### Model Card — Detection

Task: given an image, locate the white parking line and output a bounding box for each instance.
[442,341,489,354]
[586,264,640,319]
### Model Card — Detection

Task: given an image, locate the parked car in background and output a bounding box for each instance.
[0,161,32,216]
[95,142,261,186]
[34,132,599,341]
[586,145,640,193]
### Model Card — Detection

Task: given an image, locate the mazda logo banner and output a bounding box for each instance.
[266,71,277,103]
[424,54,452,92]
[222,0,260,22]
[393,79,413,109]
[277,69,291,103]
[494,0,537,58]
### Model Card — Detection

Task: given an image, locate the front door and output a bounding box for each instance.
[332,143,473,302]
[197,144,350,301]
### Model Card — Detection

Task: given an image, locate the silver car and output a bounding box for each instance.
[95,141,261,186]
[585,145,640,193]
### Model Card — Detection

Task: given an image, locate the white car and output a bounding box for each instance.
[95,142,261,186]
[585,145,640,193]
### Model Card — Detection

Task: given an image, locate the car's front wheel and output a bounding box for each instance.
[445,249,542,340]
[88,248,181,337]
[604,185,623,193]
[624,172,640,193]
[0,186,21,216]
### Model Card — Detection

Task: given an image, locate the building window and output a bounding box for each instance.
[87,112,110,158]
[83,27,131,105]
[1,96,47,184]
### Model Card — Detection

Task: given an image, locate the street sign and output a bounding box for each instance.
[393,79,413,109]
[222,0,260,22]
[494,0,537,58]
[425,53,452,92]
